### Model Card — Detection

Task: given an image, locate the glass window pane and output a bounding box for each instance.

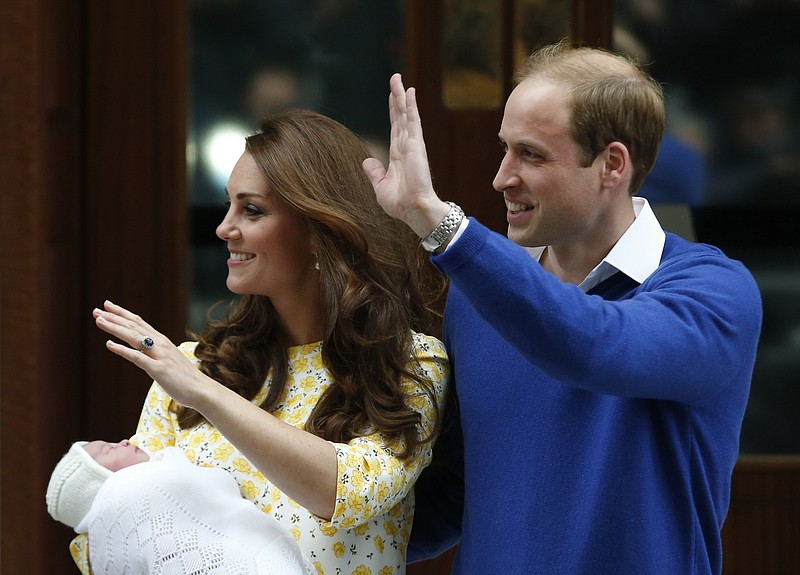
[443,0,503,109]
[187,0,404,331]
[614,1,800,454]
[513,0,571,71]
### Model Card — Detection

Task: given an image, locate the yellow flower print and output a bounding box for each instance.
[183,448,196,462]
[299,343,318,356]
[407,395,426,410]
[350,469,365,490]
[334,501,346,518]
[337,482,348,498]
[188,433,205,448]
[352,566,371,575]
[300,376,316,391]
[346,453,360,468]
[379,567,393,575]
[262,503,272,514]
[271,487,282,502]
[374,535,385,553]
[347,492,365,514]
[313,562,324,575]
[239,480,258,499]
[209,430,222,443]
[232,458,252,474]
[290,525,301,541]
[213,443,234,461]
[148,416,167,433]
[383,519,398,536]
[353,523,369,536]
[291,356,309,372]
[287,394,303,408]
[311,354,324,370]
[333,541,345,558]
[339,517,356,528]
[146,394,158,409]
[376,484,389,500]
[253,470,266,482]
[287,411,304,426]
[144,437,165,452]
[388,504,401,519]
[319,523,337,537]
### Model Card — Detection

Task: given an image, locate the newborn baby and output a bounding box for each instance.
[46,440,315,574]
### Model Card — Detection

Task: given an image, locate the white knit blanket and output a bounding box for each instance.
[76,447,315,575]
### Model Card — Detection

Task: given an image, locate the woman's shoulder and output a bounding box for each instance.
[177,341,200,362]
[411,331,446,356]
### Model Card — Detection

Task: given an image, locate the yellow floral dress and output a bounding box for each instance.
[70,332,448,575]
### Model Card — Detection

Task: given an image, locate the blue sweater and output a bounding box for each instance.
[409,219,762,574]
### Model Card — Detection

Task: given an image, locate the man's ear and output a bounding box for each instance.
[600,141,631,190]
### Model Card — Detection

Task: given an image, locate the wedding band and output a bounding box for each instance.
[137,336,155,353]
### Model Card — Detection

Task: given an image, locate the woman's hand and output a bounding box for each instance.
[93,300,210,408]
[94,300,338,518]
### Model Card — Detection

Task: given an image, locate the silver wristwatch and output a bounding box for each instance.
[420,202,465,252]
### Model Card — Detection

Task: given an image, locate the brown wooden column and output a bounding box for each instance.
[0,1,187,572]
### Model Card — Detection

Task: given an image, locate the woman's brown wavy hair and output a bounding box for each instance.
[179,109,447,459]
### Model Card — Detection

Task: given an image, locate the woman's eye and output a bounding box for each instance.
[244,204,263,217]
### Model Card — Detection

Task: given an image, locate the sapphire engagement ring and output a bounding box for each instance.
[137,336,155,353]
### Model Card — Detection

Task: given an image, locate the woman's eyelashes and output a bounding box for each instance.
[244,204,264,217]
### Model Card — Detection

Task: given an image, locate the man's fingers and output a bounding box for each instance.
[362,158,387,188]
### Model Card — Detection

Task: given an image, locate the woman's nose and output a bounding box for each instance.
[216,213,239,240]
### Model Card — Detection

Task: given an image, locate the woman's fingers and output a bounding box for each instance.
[94,301,162,354]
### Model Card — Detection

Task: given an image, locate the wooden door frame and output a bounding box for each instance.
[1,1,187,571]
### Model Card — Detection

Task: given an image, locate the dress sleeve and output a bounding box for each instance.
[69,534,92,574]
[326,334,449,528]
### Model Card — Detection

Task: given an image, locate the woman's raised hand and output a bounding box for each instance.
[93,300,210,408]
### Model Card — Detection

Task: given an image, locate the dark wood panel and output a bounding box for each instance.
[81,0,189,442]
[722,456,800,575]
[0,1,187,572]
[0,0,84,571]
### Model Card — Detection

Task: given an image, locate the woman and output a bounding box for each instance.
[77,110,449,574]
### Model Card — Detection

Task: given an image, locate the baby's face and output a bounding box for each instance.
[84,440,150,471]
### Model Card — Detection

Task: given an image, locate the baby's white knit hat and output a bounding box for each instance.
[45,441,113,529]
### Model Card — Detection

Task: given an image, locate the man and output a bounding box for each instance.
[362,42,762,574]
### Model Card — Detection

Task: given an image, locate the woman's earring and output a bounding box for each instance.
[313,253,320,271]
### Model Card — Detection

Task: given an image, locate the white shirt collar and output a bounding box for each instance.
[525,197,666,292]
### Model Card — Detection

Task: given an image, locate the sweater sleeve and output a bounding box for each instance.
[433,219,762,404]
[325,334,449,528]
